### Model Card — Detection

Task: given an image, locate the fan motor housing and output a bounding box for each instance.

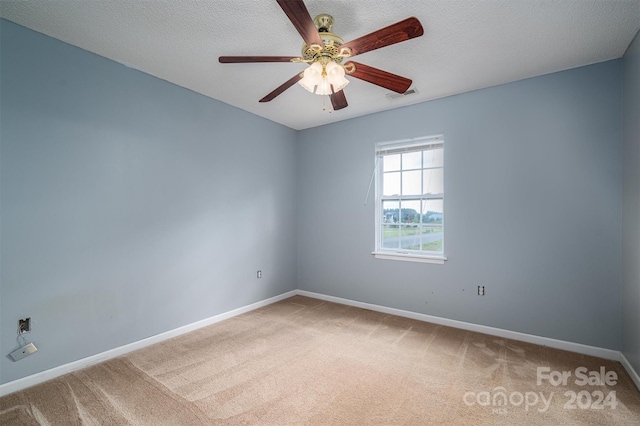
[301,14,346,63]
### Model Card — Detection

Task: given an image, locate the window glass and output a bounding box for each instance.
[401,170,422,195]
[423,169,444,195]
[383,172,401,196]
[423,148,443,168]
[383,154,401,172]
[402,151,422,170]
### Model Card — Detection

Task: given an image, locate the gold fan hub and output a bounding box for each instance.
[301,15,349,64]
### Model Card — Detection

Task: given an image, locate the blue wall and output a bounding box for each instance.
[296,60,623,350]
[622,30,640,376]
[0,17,633,386]
[0,19,297,384]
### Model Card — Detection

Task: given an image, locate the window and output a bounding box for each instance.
[374,136,445,264]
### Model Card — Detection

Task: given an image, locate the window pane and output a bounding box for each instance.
[383,154,401,172]
[423,148,443,168]
[422,199,443,224]
[421,198,443,253]
[401,200,421,224]
[400,225,422,250]
[382,225,400,249]
[383,172,400,196]
[402,151,422,170]
[402,170,421,195]
[419,225,443,252]
[423,169,444,195]
[382,200,399,224]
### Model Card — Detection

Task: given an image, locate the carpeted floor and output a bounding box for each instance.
[1,295,639,425]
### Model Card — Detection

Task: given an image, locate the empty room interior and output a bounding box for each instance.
[1,0,640,424]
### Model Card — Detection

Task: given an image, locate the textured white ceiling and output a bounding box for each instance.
[2,1,639,130]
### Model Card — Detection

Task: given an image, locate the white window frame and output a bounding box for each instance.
[373,135,447,264]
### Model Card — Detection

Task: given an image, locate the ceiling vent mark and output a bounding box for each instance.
[386,88,419,100]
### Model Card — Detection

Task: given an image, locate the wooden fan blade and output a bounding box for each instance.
[259,73,302,102]
[340,17,423,57]
[219,56,299,63]
[345,61,412,94]
[330,89,348,110]
[276,0,324,48]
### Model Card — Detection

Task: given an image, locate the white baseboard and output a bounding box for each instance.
[295,290,621,361]
[3,289,638,397]
[0,290,297,397]
[620,352,640,392]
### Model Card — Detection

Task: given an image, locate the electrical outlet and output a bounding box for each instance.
[477,286,485,296]
[19,318,31,333]
[257,270,262,279]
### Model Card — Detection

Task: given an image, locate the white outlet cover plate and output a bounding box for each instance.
[9,342,38,361]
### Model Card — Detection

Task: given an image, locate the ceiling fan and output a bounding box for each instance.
[219,0,424,111]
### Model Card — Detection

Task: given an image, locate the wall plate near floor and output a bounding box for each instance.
[9,342,38,361]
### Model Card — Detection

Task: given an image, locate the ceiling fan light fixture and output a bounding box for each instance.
[326,61,349,93]
[315,76,333,96]
[299,61,323,93]
[299,60,349,95]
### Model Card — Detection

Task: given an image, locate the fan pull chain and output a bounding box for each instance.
[322,97,333,113]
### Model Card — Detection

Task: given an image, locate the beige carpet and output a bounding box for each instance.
[1,295,639,425]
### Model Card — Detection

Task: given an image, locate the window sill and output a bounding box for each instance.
[371,251,447,264]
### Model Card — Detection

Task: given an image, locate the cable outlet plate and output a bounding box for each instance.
[10,342,38,361]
